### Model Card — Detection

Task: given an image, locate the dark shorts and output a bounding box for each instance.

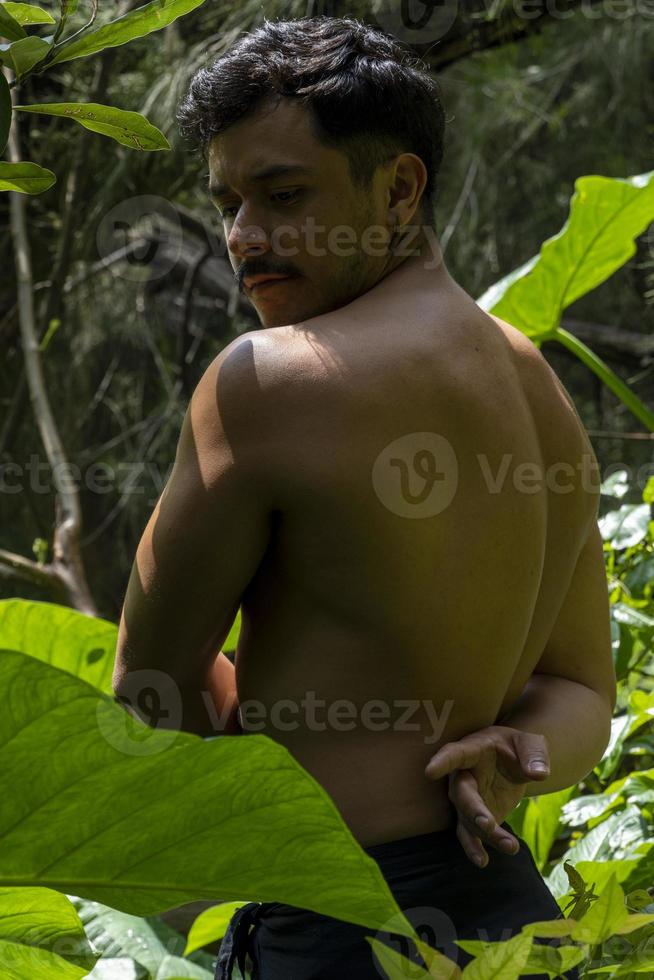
[214,821,579,979]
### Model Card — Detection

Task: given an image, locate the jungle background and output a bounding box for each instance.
[1,2,654,976]
[1,0,652,619]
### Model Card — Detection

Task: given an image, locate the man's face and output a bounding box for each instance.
[207,97,390,328]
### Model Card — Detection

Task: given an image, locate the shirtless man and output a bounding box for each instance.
[113,16,617,978]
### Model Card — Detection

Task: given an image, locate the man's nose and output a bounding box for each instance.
[227,210,272,260]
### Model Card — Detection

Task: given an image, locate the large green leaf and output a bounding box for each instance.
[3,34,50,75]
[48,0,207,66]
[0,650,418,949]
[0,886,97,978]
[0,160,55,193]
[2,2,55,24]
[0,69,10,154]
[0,1,26,40]
[70,896,214,978]
[13,102,170,150]
[0,598,117,693]
[477,170,654,341]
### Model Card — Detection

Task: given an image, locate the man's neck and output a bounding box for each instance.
[374,223,447,293]
[378,222,445,284]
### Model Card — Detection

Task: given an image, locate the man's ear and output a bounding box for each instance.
[386,152,428,227]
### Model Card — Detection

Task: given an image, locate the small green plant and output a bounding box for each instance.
[0,0,208,191]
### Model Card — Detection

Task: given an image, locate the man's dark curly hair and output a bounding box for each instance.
[176,15,447,228]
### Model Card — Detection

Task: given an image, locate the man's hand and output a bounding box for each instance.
[424,725,551,868]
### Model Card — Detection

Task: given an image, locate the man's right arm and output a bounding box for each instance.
[496,509,617,798]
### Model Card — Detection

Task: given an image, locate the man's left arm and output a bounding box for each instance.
[112,336,273,738]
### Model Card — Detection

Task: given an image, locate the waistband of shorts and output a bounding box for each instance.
[362,820,514,863]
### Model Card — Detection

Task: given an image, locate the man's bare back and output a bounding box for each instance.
[231,254,596,847]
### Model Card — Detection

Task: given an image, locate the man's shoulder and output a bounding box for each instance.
[489,313,600,505]
[189,329,294,459]
[200,329,287,402]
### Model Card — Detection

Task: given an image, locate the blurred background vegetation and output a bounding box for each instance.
[1,0,653,620]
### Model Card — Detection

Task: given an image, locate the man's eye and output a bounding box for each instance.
[220,190,301,219]
[272,190,300,205]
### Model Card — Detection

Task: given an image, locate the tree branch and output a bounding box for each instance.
[5,70,98,616]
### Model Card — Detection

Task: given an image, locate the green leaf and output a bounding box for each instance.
[60,0,79,18]
[599,503,651,550]
[611,910,654,935]
[54,0,78,44]
[0,160,55,193]
[0,886,97,978]
[0,1,26,40]
[3,33,50,75]
[477,170,654,341]
[600,470,630,499]
[588,949,654,975]
[2,2,55,25]
[570,873,628,944]
[520,918,578,939]
[183,900,248,954]
[623,557,654,600]
[0,68,10,154]
[523,941,586,977]
[0,599,117,693]
[547,808,648,896]
[71,896,214,978]
[597,695,654,782]
[0,650,418,946]
[611,602,654,631]
[13,101,170,150]
[48,0,208,67]
[460,932,533,978]
[367,937,440,979]
[464,926,587,979]
[518,787,576,871]
[561,788,624,828]
[223,608,241,652]
[85,960,147,979]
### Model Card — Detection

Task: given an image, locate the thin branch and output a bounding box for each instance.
[440,153,480,253]
[0,548,68,597]
[586,430,654,440]
[6,71,98,616]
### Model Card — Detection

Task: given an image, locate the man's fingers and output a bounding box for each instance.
[425,736,490,779]
[425,734,532,783]
[449,770,520,857]
[456,819,488,868]
[514,731,551,779]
